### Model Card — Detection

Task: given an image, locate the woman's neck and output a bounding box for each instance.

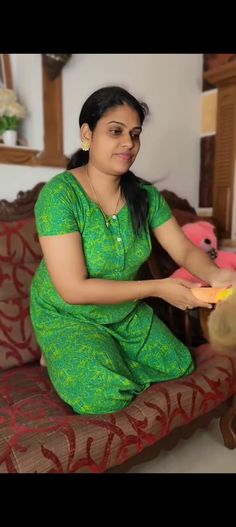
[86,164,121,196]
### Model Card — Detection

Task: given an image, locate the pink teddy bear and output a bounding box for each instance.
[171,221,236,285]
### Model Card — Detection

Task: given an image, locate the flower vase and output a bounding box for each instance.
[2,130,17,147]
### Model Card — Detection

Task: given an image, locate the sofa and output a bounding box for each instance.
[0,183,236,473]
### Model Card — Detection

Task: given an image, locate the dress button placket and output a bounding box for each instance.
[112,216,124,270]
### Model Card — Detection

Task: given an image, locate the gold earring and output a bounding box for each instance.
[81,140,90,151]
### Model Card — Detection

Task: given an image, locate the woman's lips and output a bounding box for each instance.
[115,153,133,161]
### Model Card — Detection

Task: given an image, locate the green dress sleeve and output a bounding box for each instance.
[35,175,79,236]
[147,184,173,229]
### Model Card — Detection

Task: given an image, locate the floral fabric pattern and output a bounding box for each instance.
[30,171,194,414]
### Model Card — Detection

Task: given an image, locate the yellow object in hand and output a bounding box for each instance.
[191,287,233,304]
[215,288,233,302]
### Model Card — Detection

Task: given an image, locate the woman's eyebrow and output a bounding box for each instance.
[107,120,142,130]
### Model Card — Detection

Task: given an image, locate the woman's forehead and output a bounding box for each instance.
[100,104,141,126]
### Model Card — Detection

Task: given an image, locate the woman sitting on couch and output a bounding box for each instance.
[30,86,236,415]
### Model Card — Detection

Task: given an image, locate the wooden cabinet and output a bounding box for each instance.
[204,62,236,239]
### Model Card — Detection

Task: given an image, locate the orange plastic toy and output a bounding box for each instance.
[191,287,233,304]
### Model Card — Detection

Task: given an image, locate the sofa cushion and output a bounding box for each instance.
[0,218,42,264]
[0,344,235,473]
[0,218,42,371]
[0,297,41,371]
[0,262,39,301]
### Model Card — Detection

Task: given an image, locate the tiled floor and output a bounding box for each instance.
[122,420,236,473]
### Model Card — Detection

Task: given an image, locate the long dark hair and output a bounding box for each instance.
[67,86,150,235]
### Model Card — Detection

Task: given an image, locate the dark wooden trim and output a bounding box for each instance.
[204,61,236,88]
[1,54,13,89]
[36,59,68,167]
[0,146,39,165]
[203,60,236,238]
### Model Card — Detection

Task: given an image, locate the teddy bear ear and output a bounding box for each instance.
[197,221,215,231]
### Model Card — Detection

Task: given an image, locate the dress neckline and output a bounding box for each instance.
[65,170,127,217]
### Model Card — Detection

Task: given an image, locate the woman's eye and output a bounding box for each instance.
[109,129,141,139]
[110,129,121,135]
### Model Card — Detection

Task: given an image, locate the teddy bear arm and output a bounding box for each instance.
[170,268,201,282]
[217,250,236,270]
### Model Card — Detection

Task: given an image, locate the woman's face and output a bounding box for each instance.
[86,104,142,174]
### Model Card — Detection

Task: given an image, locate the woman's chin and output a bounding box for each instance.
[113,158,134,172]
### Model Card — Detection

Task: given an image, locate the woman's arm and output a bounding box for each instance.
[39,232,157,304]
[152,216,220,284]
[39,231,213,309]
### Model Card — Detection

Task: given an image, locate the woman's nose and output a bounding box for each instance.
[121,134,134,148]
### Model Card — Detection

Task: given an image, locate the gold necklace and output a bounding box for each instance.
[86,166,121,228]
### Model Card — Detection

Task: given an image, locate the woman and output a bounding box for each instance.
[30,86,236,414]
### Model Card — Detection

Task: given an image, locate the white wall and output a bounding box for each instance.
[10,54,44,151]
[0,54,203,205]
[0,164,59,198]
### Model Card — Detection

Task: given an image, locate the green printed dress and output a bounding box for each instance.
[30,171,194,414]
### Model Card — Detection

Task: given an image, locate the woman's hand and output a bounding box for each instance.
[209,268,236,288]
[154,278,212,310]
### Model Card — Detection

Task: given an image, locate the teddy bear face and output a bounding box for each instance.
[171,220,236,284]
[182,221,218,259]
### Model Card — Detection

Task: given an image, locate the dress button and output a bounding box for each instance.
[112,215,117,219]
[117,237,122,242]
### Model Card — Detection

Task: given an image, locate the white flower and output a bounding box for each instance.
[5,101,26,119]
[0,88,26,133]
[0,88,16,105]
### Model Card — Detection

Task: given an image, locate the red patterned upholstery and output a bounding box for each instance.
[0,218,42,264]
[0,188,236,472]
[0,345,235,473]
[0,262,38,301]
[0,219,42,370]
[0,297,41,371]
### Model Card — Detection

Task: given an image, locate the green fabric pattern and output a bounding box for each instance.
[30,171,194,414]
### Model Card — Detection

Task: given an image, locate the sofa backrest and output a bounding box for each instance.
[150,189,218,278]
[0,183,44,371]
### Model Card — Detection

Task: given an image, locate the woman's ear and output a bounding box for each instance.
[80,123,92,143]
